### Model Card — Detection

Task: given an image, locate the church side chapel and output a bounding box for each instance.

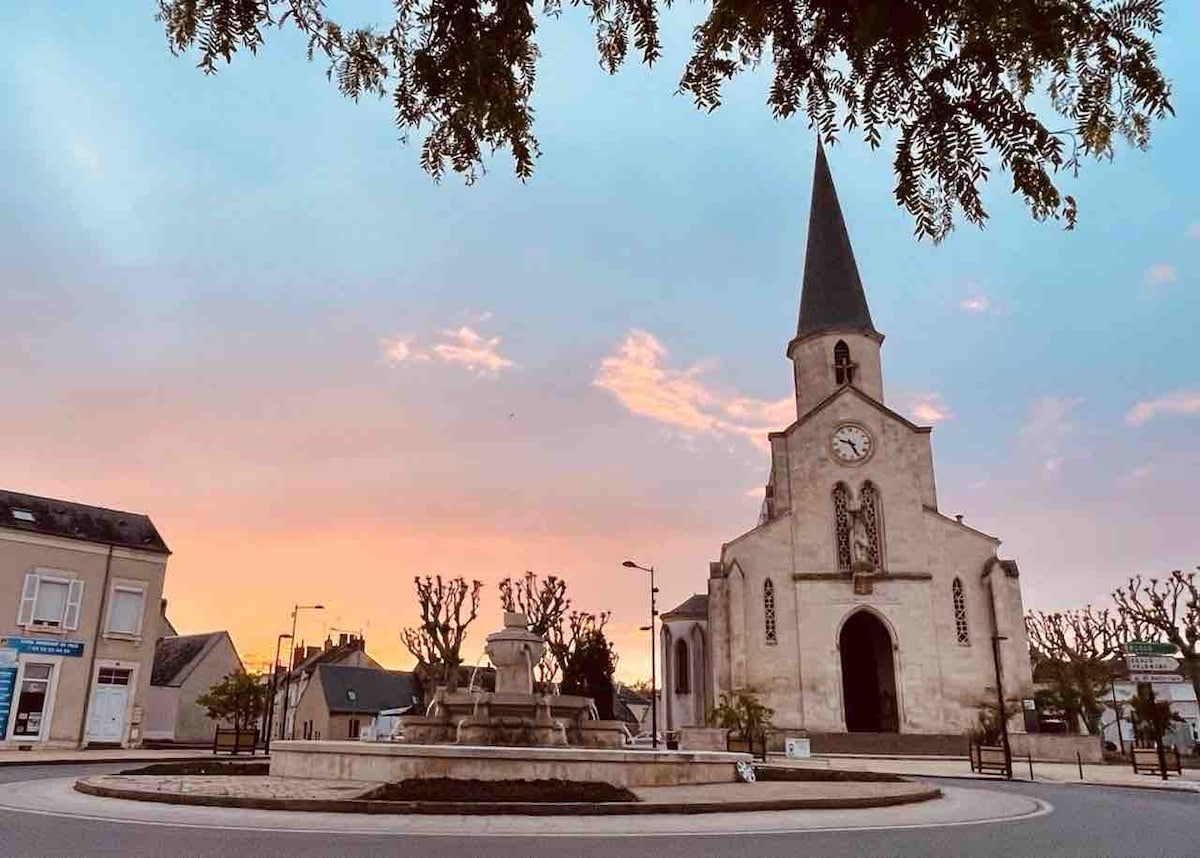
[661,147,1034,743]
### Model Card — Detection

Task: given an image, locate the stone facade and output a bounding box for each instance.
[663,148,1034,739]
[0,490,170,749]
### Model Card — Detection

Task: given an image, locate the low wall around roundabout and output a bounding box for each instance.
[269,740,749,787]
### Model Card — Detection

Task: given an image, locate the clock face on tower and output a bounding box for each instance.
[830,423,874,465]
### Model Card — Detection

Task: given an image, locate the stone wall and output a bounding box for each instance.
[270,741,747,787]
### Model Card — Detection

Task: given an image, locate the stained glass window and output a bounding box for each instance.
[764,579,777,644]
[953,577,969,645]
[859,481,883,570]
[833,483,852,571]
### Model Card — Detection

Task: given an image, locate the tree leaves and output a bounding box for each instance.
[158,0,1172,241]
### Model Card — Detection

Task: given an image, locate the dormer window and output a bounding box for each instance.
[833,340,854,385]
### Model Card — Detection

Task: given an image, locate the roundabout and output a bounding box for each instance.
[4,762,1198,857]
[2,770,1041,837]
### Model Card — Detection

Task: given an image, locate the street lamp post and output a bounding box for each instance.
[280,604,324,741]
[263,632,293,753]
[991,633,1013,779]
[623,560,659,750]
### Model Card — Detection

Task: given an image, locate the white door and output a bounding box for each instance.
[86,668,132,742]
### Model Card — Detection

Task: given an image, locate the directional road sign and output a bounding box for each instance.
[1128,673,1184,684]
[1126,655,1181,673]
[1126,641,1176,656]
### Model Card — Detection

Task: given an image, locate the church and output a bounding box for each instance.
[660,148,1034,741]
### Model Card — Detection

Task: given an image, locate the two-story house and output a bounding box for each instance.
[0,489,170,749]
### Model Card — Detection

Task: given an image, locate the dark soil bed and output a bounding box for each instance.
[121,760,270,776]
[369,778,639,803]
[755,765,905,783]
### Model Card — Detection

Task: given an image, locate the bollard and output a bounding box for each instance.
[1028,753,1034,782]
[1077,751,1084,781]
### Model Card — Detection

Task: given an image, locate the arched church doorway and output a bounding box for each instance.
[839,610,899,732]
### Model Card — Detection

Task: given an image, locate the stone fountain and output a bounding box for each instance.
[270,612,748,787]
[395,612,627,748]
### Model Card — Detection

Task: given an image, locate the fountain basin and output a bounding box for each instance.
[398,689,627,747]
[270,740,750,787]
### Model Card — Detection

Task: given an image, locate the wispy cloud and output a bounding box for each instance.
[1146,263,1176,285]
[1125,464,1154,483]
[1186,224,1200,240]
[960,294,990,314]
[894,392,953,424]
[1022,396,1082,441]
[593,330,792,448]
[1125,390,1200,426]
[380,324,515,376]
[1021,396,1083,477]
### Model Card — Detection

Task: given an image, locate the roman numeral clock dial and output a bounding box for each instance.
[830,423,873,464]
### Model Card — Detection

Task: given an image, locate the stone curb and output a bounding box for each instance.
[0,755,214,769]
[73,779,942,816]
[917,772,1200,795]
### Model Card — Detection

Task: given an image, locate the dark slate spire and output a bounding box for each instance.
[796,144,877,339]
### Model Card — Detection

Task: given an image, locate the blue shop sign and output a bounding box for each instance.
[0,636,85,658]
[0,667,16,737]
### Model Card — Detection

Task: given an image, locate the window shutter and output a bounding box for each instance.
[17,573,39,625]
[64,580,85,631]
[129,589,145,635]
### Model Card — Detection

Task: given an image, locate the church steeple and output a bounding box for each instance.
[796,144,877,340]
[788,145,885,418]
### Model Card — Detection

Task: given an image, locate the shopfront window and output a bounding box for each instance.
[13,663,53,738]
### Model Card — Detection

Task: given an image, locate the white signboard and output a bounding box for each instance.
[1128,673,1184,684]
[785,737,811,759]
[1127,656,1180,673]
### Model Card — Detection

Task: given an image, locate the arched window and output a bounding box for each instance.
[763,579,777,644]
[833,340,854,385]
[953,578,969,645]
[833,483,852,571]
[674,639,690,693]
[859,481,884,570]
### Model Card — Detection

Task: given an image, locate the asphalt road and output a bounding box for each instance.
[1,765,1197,858]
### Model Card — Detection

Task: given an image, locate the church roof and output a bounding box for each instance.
[770,382,932,439]
[662,594,708,620]
[795,145,877,341]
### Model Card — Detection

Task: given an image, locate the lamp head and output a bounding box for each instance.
[622,560,638,568]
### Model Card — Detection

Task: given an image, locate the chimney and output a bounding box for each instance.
[955,514,964,524]
[324,636,334,652]
[338,633,349,647]
[292,645,305,670]
[306,645,321,660]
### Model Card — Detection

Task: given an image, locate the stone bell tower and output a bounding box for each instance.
[786,144,885,419]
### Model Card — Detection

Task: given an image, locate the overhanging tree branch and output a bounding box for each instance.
[157,0,1172,242]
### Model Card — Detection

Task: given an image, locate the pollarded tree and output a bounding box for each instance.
[1113,569,1200,705]
[1024,606,1119,734]
[156,1,1172,242]
[499,570,609,686]
[400,574,483,693]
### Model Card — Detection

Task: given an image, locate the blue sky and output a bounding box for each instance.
[1,3,1197,673]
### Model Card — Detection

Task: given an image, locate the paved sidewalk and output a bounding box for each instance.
[0,747,219,767]
[74,772,939,814]
[776,753,1200,792]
